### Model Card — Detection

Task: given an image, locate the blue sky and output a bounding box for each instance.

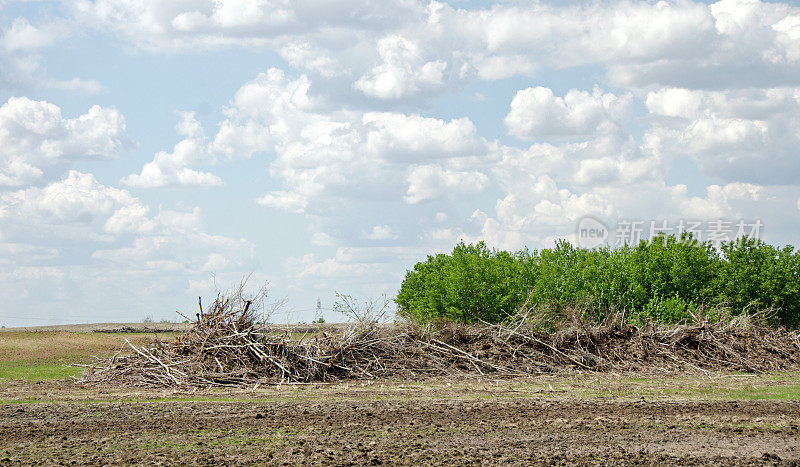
[1,0,800,325]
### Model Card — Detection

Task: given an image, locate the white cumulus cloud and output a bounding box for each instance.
[0,97,129,188]
[364,225,399,241]
[354,35,446,99]
[405,164,488,204]
[505,86,632,140]
[645,86,800,184]
[122,112,222,188]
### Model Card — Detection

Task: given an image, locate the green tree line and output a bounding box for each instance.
[395,235,800,328]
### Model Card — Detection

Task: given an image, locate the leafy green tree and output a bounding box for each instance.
[396,241,535,323]
[396,235,799,328]
[716,238,800,327]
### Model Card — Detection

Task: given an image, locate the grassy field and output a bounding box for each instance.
[1,329,799,464]
[0,331,174,381]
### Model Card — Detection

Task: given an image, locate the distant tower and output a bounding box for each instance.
[314,298,323,323]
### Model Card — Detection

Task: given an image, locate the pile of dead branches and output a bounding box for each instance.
[472,311,800,376]
[79,292,444,387]
[79,298,800,388]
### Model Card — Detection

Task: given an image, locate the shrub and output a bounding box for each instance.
[396,235,800,328]
[395,241,535,324]
[622,234,718,312]
[628,296,698,326]
[715,238,800,327]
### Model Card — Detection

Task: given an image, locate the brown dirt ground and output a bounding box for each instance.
[1,376,799,466]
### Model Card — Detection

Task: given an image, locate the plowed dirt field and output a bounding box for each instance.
[1,376,799,465]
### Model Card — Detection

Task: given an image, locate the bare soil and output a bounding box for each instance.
[1,377,799,465]
[3,321,800,465]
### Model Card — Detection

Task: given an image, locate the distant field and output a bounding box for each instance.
[0,323,343,381]
[0,331,175,381]
[0,321,341,333]
[0,322,191,333]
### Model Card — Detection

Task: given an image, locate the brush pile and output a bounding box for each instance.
[80,293,436,387]
[79,295,800,388]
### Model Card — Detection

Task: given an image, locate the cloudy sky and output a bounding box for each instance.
[1,0,800,325]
